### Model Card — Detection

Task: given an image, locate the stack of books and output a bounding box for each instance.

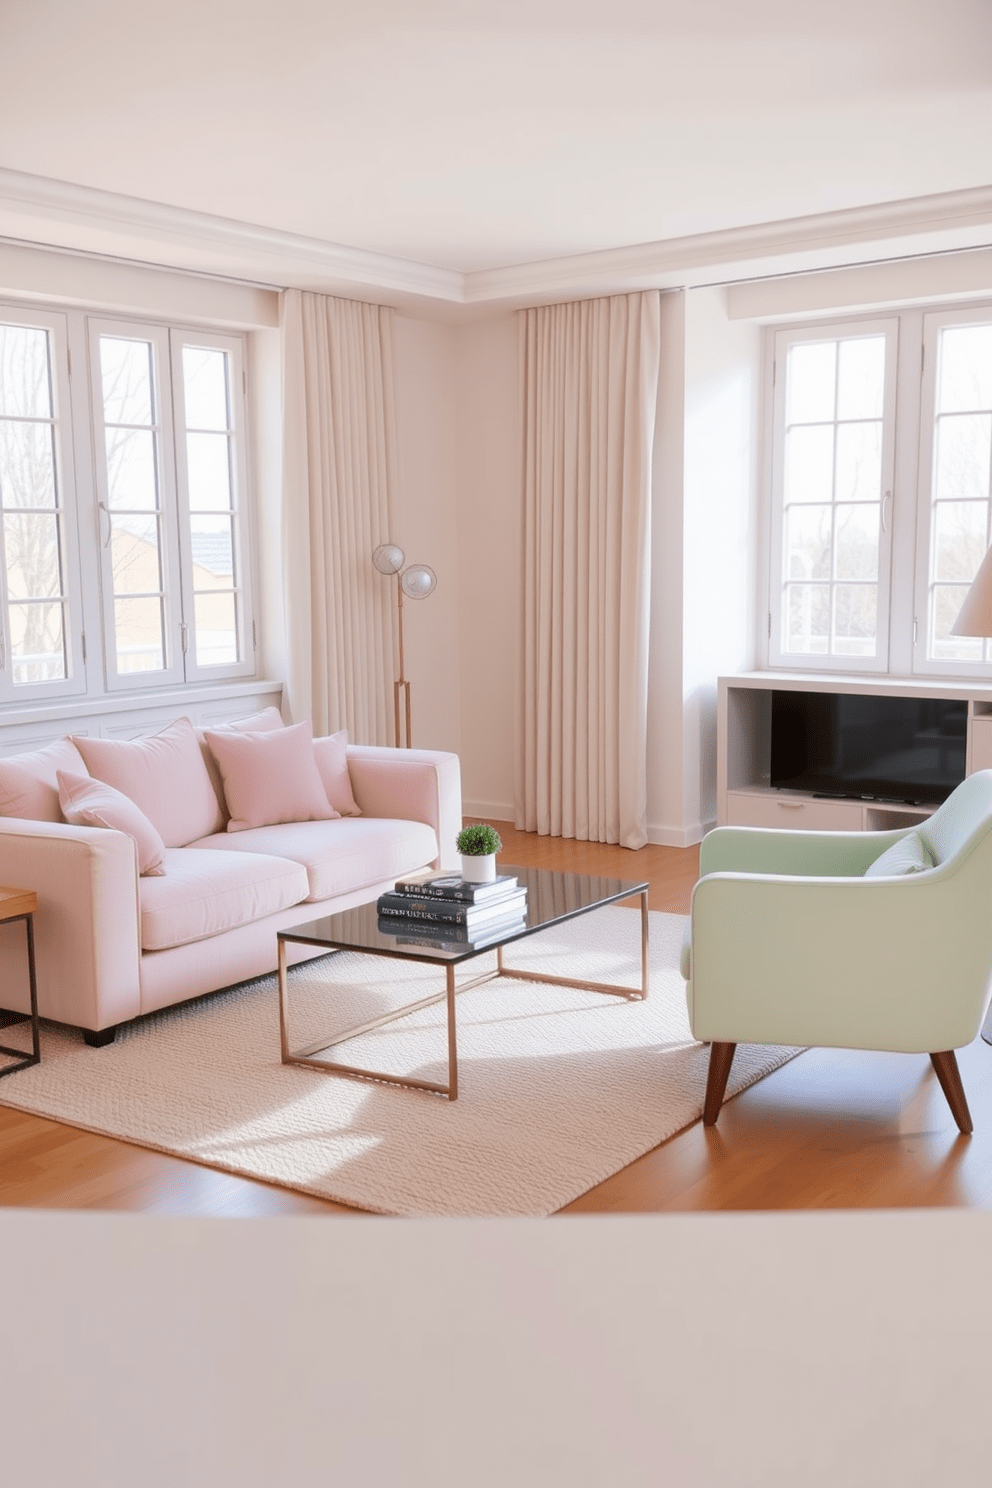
[377,871,528,950]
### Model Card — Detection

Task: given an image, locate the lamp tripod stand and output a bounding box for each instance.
[372,543,437,749]
[394,576,412,750]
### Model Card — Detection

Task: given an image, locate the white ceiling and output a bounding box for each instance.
[1,0,991,299]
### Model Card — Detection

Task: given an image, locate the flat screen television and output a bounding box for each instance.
[769,690,967,805]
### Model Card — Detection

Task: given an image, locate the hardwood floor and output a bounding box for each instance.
[3,821,991,1216]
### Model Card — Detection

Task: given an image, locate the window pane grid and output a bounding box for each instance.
[98,335,167,675]
[180,344,241,669]
[0,322,69,686]
[926,322,992,664]
[0,308,254,701]
[780,333,886,659]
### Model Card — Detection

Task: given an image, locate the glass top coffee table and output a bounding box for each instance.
[277,864,649,1100]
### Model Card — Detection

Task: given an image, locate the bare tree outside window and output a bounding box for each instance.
[0,324,68,684]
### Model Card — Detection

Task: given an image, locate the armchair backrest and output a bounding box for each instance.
[919,769,992,867]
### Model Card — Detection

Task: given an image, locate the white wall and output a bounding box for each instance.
[678,286,762,841]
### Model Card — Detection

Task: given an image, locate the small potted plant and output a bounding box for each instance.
[455,822,503,884]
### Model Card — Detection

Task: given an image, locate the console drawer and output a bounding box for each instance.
[726,791,865,831]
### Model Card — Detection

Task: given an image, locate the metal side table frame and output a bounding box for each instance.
[0,886,40,1077]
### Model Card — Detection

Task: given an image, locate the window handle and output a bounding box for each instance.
[98,501,111,549]
[0,629,5,670]
[881,490,892,533]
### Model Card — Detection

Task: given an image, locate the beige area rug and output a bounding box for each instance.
[0,909,800,1217]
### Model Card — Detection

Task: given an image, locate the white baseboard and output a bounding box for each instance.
[462,801,712,850]
[462,800,516,823]
[646,819,714,848]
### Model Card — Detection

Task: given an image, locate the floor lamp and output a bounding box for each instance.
[372,543,437,748]
[949,548,992,1045]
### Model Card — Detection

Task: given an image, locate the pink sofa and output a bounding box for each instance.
[0,714,461,1044]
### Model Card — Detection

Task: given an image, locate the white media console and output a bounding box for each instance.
[718,672,992,832]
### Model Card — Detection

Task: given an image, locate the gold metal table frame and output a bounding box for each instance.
[277,879,649,1101]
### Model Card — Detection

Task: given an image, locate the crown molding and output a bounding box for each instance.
[462,184,992,306]
[0,167,464,308]
[1,167,992,316]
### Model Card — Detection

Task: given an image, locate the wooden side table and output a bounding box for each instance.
[0,886,40,1077]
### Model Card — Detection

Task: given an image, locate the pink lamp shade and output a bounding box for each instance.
[951,546,992,638]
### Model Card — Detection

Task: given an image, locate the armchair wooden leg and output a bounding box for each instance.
[930,1051,973,1135]
[703,1042,737,1126]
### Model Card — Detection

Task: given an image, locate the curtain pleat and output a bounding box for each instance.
[280,290,397,742]
[516,292,661,850]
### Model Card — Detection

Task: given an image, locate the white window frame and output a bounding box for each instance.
[767,317,899,675]
[88,315,256,693]
[89,318,185,690]
[912,303,992,679]
[0,296,258,711]
[169,328,255,684]
[0,305,86,702]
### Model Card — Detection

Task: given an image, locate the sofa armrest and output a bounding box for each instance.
[346,747,462,871]
[0,819,142,1032]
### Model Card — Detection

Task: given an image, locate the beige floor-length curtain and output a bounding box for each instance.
[280,290,397,741]
[516,292,661,850]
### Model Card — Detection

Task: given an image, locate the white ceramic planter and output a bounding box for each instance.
[461,852,497,884]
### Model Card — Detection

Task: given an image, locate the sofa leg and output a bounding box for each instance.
[83,1027,117,1048]
[703,1042,736,1126]
[930,1050,973,1135]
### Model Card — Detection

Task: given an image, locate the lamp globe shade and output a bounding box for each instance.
[372,543,405,576]
[400,563,437,600]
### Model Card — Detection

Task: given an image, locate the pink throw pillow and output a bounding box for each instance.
[195,707,286,828]
[312,730,362,817]
[0,737,88,822]
[204,721,341,833]
[58,770,167,876]
[72,717,223,847]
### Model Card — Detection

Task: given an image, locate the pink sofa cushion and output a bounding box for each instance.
[204,721,340,832]
[195,707,285,826]
[313,730,362,817]
[58,770,167,877]
[0,737,87,822]
[72,717,223,847]
[189,816,438,902]
[138,847,308,951]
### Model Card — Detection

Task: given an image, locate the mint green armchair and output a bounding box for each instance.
[682,770,992,1134]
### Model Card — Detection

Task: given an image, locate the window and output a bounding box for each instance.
[0,309,83,700]
[0,300,255,703]
[766,303,992,679]
[767,320,898,673]
[916,310,992,671]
